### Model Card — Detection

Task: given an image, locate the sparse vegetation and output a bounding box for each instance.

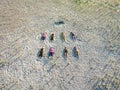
[0,59,7,67]
[74,0,91,4]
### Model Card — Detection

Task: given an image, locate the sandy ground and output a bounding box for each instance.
[0,0,120,90]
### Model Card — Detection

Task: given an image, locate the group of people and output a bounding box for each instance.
[39,47,55,58]
[41,32,77,41]
[41,32,55,41]
[39,46,79,59]
[38,32,79,59]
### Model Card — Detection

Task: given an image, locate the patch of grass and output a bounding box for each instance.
[74,0,90,4]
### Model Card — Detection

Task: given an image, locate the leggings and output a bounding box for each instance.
[49,52,54,56]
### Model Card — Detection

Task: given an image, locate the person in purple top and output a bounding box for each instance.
[70,32,77,41]
[41,32,47,40]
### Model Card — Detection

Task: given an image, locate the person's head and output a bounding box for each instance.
[41,48,43,50]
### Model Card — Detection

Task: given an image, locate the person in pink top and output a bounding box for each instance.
[49,47,55,57]
[41,32,47,40]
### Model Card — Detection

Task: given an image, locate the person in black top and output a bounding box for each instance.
[50,33,54,41]
[64,47,68,58]
[39,48,44,58]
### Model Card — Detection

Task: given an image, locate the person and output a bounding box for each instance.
[54,21,65,25]
[70,32,76,40]
[74,46,79,57]
[39,47,44,58]
[64,47,68,58]
[49,47,55,57]
[50,33,54,41]
[61,32,65,41]
[41,32,47,40]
